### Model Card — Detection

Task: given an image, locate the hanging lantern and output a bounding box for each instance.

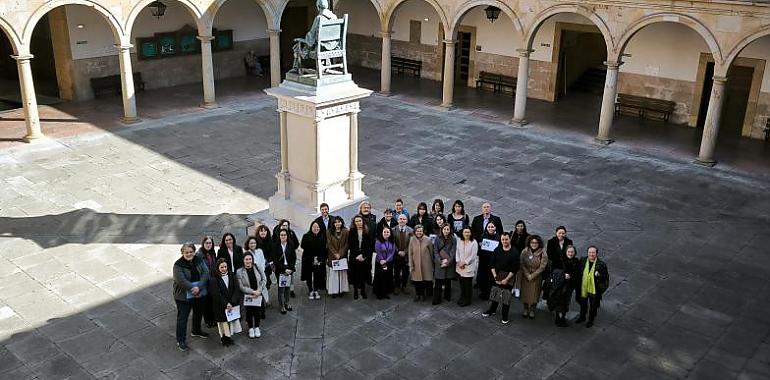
[149,1,167,19]
[484,6,501,23]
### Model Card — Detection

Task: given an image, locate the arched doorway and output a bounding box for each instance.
[333,0,382,89]
[615,18,724,154]
[128,0,206,108]
[211,0,272,94]
[0,24,19,112]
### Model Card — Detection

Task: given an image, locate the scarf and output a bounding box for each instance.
[581,259,596,298]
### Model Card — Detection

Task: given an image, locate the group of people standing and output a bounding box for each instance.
[172,199,610,351]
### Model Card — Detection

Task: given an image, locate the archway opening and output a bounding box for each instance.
[28,12,62,101]
[717,34,770,142]
[333,0,381,87]
[211,0,271,92]
[0,27,18,111]
[452,5,519,94]
[528,13,608,103]
[128,1,202,101]
[385,0,443,100]
[279,0,315,74]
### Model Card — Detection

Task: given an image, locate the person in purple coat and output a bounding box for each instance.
[373,227,396,299]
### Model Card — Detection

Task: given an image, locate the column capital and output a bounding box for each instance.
[114,44,134,51]
[712,75,728,84]
[267,28,281,35]
[11,54,34,62]
[443,39,457,45]
[516,48,534,58]
[197,35,215,42]
[604,60,623,70]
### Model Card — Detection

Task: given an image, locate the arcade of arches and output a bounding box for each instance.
[1,0,770,166]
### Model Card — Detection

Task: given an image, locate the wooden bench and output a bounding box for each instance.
[91,73,146,98]
[391,56,422,77]
[615,93,676,122]
[476,71,517,95]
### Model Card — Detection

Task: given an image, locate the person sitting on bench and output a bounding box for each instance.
[244,51,264,77]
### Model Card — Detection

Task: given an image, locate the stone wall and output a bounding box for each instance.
[347,34,382,69]
[69,38,268,100]
[617,72,696,125]
[752,92,770,139]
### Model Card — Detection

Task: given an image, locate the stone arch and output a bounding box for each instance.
[126,0,206,37]
[524,4,613,54]
[383,0,450,35]
[332,0,386,32]
[0,14,20,55]
[448,0,524,38]
[615,12,722,64]
[206,0,277,31]
[23,0,123,46]
[724,25,770,69]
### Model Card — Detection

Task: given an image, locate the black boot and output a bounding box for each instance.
[444,285,452,302]
[482,302,498,317]
[361,287,368,299]
[501,305,510,324]
[432,286,442,305]
[353,287,359,300]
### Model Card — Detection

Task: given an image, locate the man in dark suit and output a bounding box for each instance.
[313,203,334,233]
[470,202,504,242]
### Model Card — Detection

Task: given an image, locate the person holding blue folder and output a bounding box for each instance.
[172,242,210,351]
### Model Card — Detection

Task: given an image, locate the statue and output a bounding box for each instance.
[291,0,347,77]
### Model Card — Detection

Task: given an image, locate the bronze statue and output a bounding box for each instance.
[292,0,339,75]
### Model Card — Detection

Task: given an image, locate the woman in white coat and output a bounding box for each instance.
[455,226,478,307]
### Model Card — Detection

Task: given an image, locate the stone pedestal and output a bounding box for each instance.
[264,74,372,229]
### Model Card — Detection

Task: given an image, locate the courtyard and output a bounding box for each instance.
[0,76,769,379]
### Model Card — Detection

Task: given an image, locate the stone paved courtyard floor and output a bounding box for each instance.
[0,90,769,379]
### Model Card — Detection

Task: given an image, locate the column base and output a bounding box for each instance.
[694,158,717,167]
[511,118,528,128]
[200,101,219,109]
[347,171,366,201]
[439,103,454,110]
[121,116,142,125]
[23,133,45,143]
[594,137,615,145]
[378,90,391,97]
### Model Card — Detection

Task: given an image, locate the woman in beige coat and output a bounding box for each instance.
[519,235,548,319]
[408,225,434,302]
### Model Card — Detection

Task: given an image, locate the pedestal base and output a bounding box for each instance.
[511,118,528,128]
[267,193,367,231]
[594,137,615,145]
[694,158,717,167]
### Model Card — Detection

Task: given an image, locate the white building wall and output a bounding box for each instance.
[390,0,441,45]
[336,0,381,36]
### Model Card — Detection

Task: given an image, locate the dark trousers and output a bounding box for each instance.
[306,264,326,292]
[175,299,203,344]
[432,279,452,302]
[413,281,430,296]
[244,306,261,328]
[459,277,473,305]
[476,254,493,298]
[393,257,409,289]
[201,295,215,326]
[578,294,600,321]
[373,264,394,297]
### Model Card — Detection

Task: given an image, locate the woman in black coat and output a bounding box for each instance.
[510,220,529,253]
[477,222,500,300]
[217,233,244,273]
[195,236,218,328]
[209,258,242,346]
[575,246,609,328]
[546,226,574,271]
[273,229,297,314]
[272,219,300,249]
[446,200,470,238]
[408,202,434,233]
[301,221,327,300]
[348,214,374,299]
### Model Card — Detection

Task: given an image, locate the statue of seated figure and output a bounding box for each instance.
[292,0,347,78]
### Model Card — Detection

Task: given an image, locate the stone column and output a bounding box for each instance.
[348,110,364,199]
[441,39,456,109]
[13,54,43,142]
[277,110,289,198]
[380,31,392,95]
[696,75,728,166]
[116,44,140,123]
[197,35,217,108]
[512,49,531,127]
[268,29,281,87]
[596,60,621,144]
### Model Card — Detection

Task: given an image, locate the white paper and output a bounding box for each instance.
[279,274,292,287]
[243,295,262,307]
[481,239,499,252]
[225,306,241,322]
[513,288,521,298]
[453,221,464,232]
[331,258,348,271]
